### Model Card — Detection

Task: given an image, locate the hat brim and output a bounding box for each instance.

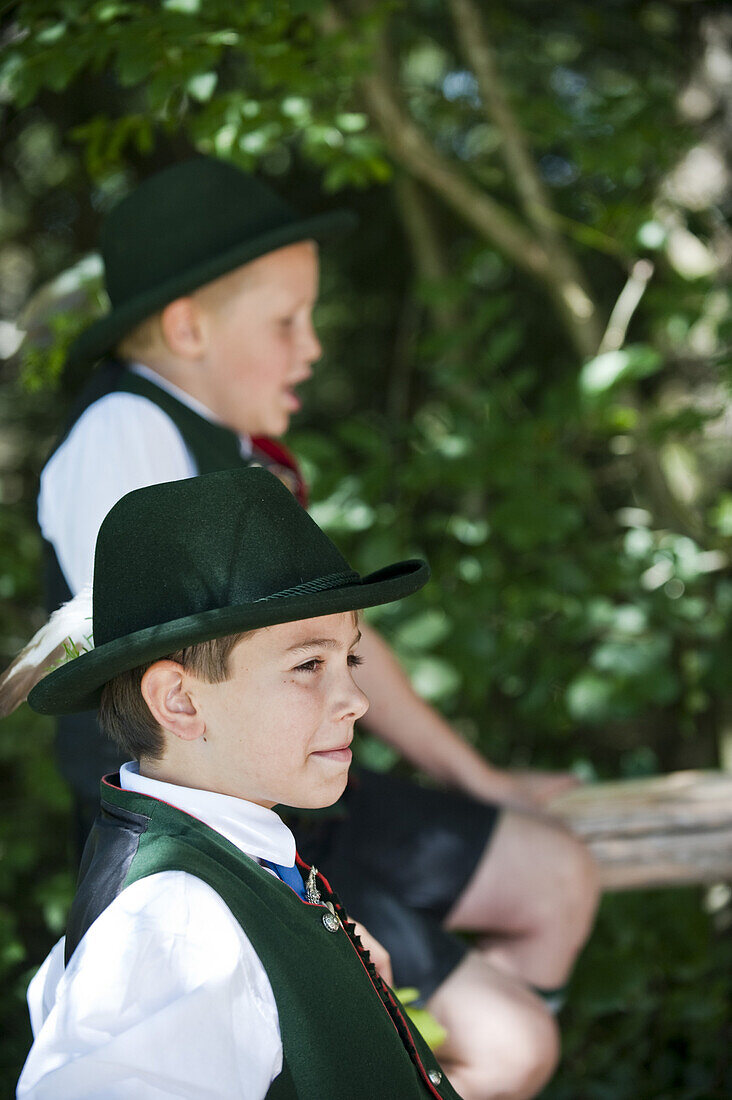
[67,208,356,369]
[28,559,429,716]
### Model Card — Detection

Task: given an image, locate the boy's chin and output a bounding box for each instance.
[219,405,289,440]
[268,410,292,438]
[248,416,289,441]
[282,771,350,812]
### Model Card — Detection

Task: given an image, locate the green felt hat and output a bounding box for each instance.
[67,157,356,368]
[28,468,429,715]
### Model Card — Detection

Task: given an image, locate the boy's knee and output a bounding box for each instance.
[527,1000,561,1085]
[497,996,560,1099]
[528,827,599,943]
[445,999,559,1100]
[555,831,600,941]
[430,963,560,1100]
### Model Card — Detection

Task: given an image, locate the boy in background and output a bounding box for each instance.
[36,156,598,1099]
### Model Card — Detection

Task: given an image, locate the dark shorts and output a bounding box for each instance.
[291,767,501,1001]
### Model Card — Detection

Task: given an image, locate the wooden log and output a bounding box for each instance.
[549,770,732,891]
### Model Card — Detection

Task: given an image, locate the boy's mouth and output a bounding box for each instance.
[283,369,312,412]
[310,743,352,764]
[283,386,302,412]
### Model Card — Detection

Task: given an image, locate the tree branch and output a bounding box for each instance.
[449,0,554,233]
[393,174,458,330]
[599,259,655,353]
[322,3,714,542]
[359,50,551,281]
[448,0,602,356]
[316,0,552,280]
[324,3,601,356]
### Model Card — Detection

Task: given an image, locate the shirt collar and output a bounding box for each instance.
[128,362,253,458]
[119,761,296,867]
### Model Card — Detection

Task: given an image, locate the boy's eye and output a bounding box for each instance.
[292,654,364,673]
[294,658,322,673]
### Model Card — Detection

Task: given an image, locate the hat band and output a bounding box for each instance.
[254,570,360,602]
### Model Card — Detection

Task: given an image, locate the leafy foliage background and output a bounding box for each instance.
[0,1,730,1095]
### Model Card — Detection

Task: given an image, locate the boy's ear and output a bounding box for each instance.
[141,660,205,742]
[159,297,206,359]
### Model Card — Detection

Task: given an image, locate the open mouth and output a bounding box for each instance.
[283,387,302,411]
[283,369,312,411]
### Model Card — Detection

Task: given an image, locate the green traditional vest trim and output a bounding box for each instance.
[67,777,458,1100]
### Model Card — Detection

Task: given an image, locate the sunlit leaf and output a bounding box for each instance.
[580,345,663,396]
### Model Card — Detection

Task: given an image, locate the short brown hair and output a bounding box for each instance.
[98,632,251,761]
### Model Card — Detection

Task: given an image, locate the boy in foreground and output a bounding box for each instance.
[35,157,598,1098]
[18,466,458,1099]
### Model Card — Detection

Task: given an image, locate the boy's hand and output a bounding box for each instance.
[462,766,582,813]
[354,623,582,816]
[510,769,582,807]
[352,921,393,986]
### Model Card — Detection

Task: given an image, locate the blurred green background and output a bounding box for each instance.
[1,1,730,1095]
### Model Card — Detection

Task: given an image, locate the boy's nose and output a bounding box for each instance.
[340,679,369,723]
[301,319,322,364]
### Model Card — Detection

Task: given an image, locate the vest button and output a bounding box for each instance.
[322,911,340,933]
[428,1069,443,1086]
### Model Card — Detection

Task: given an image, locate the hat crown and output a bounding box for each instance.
[102,159,296,308]
[92,468,353,648]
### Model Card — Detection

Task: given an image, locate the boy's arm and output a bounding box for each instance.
[39,393,197,594]
[356,623,577,810]
[18,873,281,1099]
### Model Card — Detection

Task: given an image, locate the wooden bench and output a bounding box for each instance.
[549,770,732,890]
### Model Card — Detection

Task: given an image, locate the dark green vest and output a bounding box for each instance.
[68,778,458,1100]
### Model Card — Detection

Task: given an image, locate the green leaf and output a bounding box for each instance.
[591,635,671,678]
[187,72,218,102]
[280,96,310,119]
[447,516,489,546]
[636,220,666,249]
[336,112,368,132]
[710,494,732,537]
[394,989,448,1051]
[352,734,399,773]
[0,53,22,101]
[408,656,460,702]
[566,672,618,722]
[394,610,451,652]
[93,2,138,21]
[214,124,238,154]
[36,22,67,45]
[163,0,201,12]
[580,344,663,396]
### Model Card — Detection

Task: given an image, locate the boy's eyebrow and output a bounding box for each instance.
[286,630,362,654]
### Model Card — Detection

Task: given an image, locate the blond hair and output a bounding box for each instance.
[114,263,260,361]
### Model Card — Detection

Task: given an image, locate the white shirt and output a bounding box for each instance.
[38,364,252,595]
[17,764,296,1099]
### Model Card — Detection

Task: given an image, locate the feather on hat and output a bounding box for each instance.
[0,587,93,717]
